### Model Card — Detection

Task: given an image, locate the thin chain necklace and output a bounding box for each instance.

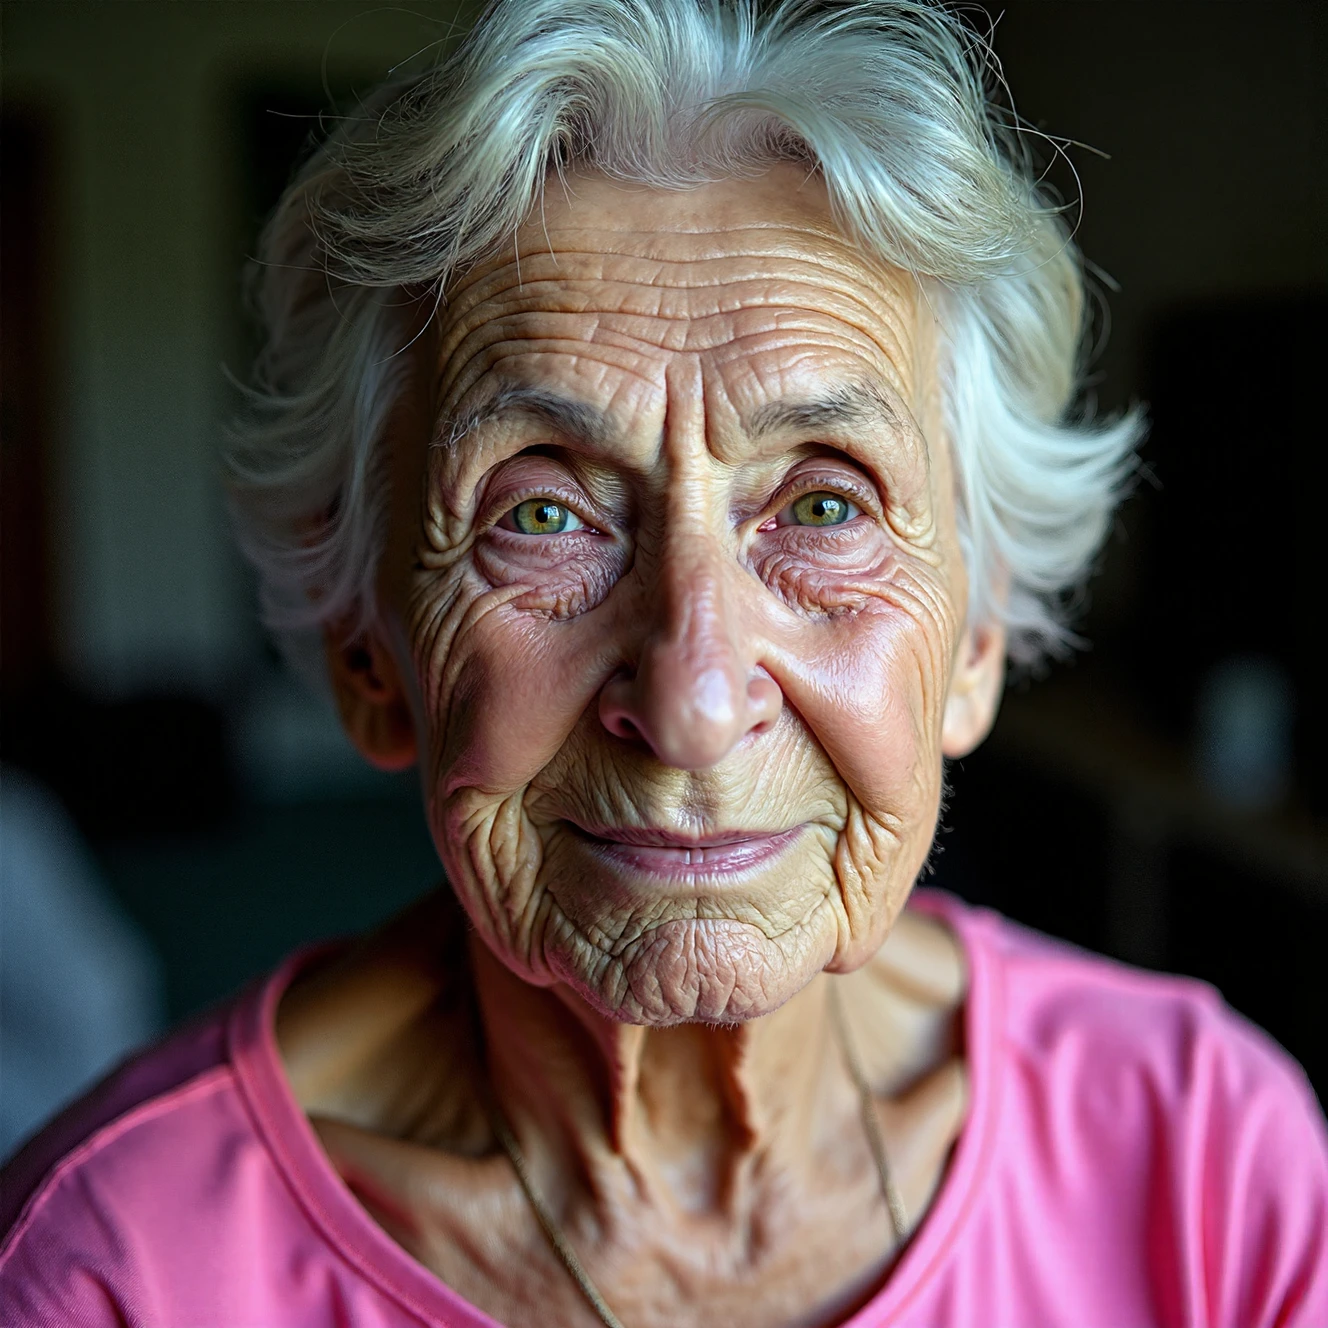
[479,981,909,1328]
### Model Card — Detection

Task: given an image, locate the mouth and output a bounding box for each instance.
[566,822,806,879]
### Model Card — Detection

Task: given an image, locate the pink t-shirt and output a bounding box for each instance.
[3,891,1326,1328]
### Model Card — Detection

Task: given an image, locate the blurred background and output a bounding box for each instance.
[2,1,1324,1155]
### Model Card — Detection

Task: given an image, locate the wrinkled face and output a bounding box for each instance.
[363,166,998,1024]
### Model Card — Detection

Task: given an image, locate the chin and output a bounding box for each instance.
[545,912,838,1025]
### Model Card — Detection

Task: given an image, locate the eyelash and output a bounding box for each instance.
[482,469,876,535]
[761,473,876,530]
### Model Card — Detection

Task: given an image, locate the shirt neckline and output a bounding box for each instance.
[846,889,1004,1325]
[228,887,1004,1327]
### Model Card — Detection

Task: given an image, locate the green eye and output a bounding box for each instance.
[790,491,853,526]
[509,499,581,535]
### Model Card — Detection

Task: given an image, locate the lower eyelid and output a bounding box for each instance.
[491,523,614,550]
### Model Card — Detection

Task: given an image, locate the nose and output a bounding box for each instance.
[598,540,783,769]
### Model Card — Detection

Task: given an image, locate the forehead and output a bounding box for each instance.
[434,164,928,427]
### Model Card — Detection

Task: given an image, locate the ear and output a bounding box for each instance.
[325,625,418,772]
[941,620,1006,758]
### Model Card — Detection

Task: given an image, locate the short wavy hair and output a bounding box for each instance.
[228,0,1142,684]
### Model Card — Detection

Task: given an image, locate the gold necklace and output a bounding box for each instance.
[481,981,910,1328]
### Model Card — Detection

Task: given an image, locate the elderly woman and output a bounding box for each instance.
[2,1,1325,1325]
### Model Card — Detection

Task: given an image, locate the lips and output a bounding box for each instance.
[567,822,805,878]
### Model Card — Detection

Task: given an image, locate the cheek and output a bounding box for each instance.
[763,579,956,968]
[764,565,956,822]
[409,568,621,800]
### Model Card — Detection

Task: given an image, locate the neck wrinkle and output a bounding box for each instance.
[470,935,856,1224]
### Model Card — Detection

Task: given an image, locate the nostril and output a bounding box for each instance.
[747,674,783,729]
[608,713,643,742]
[598,673,649,744]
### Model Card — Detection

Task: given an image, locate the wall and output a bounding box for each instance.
[3,1,469,698]
[7,2,1324,697]
[992,2,1327,408]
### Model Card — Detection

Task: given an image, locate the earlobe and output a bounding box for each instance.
[325,626,418,772]
[940,621,1006,758]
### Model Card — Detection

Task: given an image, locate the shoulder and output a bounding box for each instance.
[0,954,341,1328]
[916,888,1322,1110]
[0,945,388,1328]
[975,898,1320,1124]
[0,1002,231,1230]
[916,890,1328,1326]
[0,1002,245,1322]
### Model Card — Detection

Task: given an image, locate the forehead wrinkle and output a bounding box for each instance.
[440,264,908,339]
[448,226,860,303]
[431,242,919,387]
[434,302,912,404]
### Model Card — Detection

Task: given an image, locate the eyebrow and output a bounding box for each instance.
[436,379,905,454]
[436,385,614,451]
[746,383,903,440]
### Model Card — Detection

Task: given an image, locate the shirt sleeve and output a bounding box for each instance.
[0,1214,132,1328]
[1192,1017,1328,1328]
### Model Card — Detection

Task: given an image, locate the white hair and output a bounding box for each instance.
[228,0,1142,684]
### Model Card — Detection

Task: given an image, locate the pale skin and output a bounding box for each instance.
[278,164,1007,1328]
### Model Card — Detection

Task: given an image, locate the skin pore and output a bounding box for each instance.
[278,164,1006,1328]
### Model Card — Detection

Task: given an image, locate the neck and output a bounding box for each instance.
[468,905,965,1225]
[279,889,966,1228]
[471,936,854,1218]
